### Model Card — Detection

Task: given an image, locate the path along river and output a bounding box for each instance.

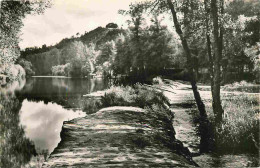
[161,80,259,167]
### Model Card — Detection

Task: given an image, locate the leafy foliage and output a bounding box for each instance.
[0,0,50,80]
[112,15,180,76]
[51,63,70,76]
[17,58,35,76]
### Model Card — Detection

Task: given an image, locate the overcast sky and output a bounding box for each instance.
[20,0,147,49]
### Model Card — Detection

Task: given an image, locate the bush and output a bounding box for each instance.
[17,59,35,76]
[100,84,170,109]
[81,62,92,76]
[82,98,102,114]
[4,64,25,81]
[83,84,170,113]
[51,63,70,76]
[152,76,164,85]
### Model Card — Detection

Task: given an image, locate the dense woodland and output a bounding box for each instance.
[13,0,258,86]
[1,0,259,124]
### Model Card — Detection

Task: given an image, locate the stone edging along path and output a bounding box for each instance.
[42,102,198,167]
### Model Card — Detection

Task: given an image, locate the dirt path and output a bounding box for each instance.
[42,106,196,167]
[159,81,204,153]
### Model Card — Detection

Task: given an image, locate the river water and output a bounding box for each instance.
[0,77,108,167]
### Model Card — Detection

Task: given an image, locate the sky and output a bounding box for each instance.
[19,0,146,49]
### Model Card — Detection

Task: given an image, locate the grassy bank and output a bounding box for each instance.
[83,80,259,155]
[205,93,259,154]
[222,81,260,93]
[83,84,170,114]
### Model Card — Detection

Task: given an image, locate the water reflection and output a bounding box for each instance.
[16,77,108,109]
[0,92,36,167]
[0,77,108,167]
[19,100,85,154]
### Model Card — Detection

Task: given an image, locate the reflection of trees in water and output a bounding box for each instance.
[0,93,36,167]
[0,78,109,167]
[0,77,26,96]
[16,78,109,109]
[36,148,49,161]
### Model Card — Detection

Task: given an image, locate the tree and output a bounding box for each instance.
[96,41,115,65]
[119,3,147,76]
[17,58,35,76]
[245,42,260,83]
[106,23,118,29]
[0,0,50,79]
[210,0,225,123]
[203,0,214,90]
[113,33,132,75]
[61,41,94,77]
[142,15,176,73]
[164,0,207,120]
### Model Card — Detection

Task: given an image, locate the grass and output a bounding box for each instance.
[184,82,259,154]
[205,94,259,154]
[222,80,260,93]
[83,84,170,113]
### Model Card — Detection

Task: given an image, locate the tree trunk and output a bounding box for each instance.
[166,0,211,153]
[204,0,214,96]
[166,0,207,119]
[211,0,224,123]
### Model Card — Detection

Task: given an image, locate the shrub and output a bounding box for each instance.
[152,76,164,85]
[83,84,170,114]
[4,64,25,81]
[51,63,70,76]
[17,59,35,76]
[81,62,92,76]
[100,84,170,109]
[82,98,102,114]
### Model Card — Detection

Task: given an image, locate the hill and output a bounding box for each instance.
[20,24,126,76]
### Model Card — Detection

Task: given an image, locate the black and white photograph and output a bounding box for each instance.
[0,0,259,167]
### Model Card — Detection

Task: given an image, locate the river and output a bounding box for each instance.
[0,77,109,167]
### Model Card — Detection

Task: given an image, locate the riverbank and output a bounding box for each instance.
[42,105,198,167]
[159,80,259,167]
[42,83,199,167]
[42,79,259,167]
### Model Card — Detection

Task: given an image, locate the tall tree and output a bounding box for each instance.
[204,0,214,94]
[163,0,211,153]
[165,0,207,119]
[210,0,224,123]
[119,3,146,76]
[0,0,50,79]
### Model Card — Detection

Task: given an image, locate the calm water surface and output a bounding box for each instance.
[0,77,108,167]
